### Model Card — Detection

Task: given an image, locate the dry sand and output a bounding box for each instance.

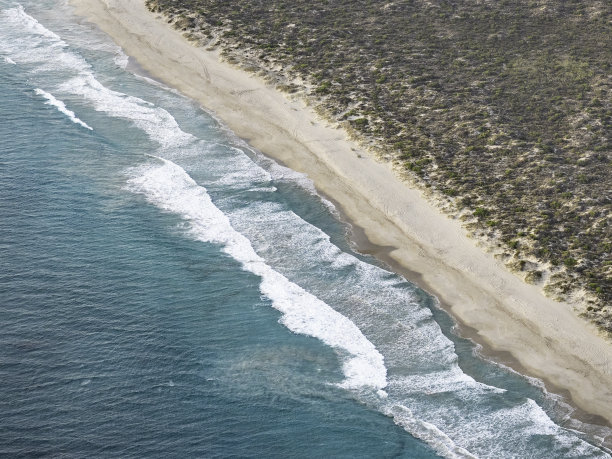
[69,0,612,427]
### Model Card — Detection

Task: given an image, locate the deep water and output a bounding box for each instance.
[0,2,610,457]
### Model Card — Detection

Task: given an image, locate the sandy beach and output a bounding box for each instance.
[69,0,612,427]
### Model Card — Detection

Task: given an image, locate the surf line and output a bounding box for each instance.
[35,88,93,130]
[126,156,388,394]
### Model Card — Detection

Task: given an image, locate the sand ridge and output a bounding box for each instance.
[69,0,612,427]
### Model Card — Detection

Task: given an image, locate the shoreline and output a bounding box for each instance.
[337,195,612,433]
[68,0,612,431]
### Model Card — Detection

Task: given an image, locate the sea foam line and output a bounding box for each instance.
[114,48,129,69]
[35,88,92,130]
[2,4,61,41]
[1,6,186,147]
[126,157,388,393]
[59,74,193,149]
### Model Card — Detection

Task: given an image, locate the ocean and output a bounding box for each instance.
[0,1,610,457]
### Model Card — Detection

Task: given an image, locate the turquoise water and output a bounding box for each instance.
[0,2,610,457]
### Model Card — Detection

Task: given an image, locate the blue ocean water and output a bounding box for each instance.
[0,2,610,457]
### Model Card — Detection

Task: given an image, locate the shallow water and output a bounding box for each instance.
[0,2,610,457]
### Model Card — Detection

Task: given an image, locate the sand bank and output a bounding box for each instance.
[69,0,612,427]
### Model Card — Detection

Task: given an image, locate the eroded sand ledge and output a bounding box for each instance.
[69,0,612,427]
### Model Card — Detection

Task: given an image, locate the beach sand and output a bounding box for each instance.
[69,0,612,428]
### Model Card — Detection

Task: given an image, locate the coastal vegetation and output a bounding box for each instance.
[145,0,611,331]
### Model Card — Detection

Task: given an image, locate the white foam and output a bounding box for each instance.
[384,404,477,459]
[385,376,609,457]
[126,157,387,392]
[0,5,90,74]
[3,56,15,64]
[59,74,193,148]
[389,369,505,397]
[113,48,129,69]
[208,122,339,214]
[211,146,273,187]
[262,154,338,213]
[470,342,612,448]
[1,5,189,149]
[3,5,61,41]
[133,72,182,96]
[35,88,92,130]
